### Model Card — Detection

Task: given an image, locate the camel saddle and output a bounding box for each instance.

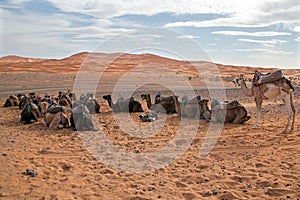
[211,99,241,110]
[47,106,65,114]
[256,70,283,85]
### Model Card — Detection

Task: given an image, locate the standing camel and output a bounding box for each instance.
[239,71,295,133]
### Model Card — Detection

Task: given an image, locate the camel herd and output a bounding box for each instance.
[2,70,296,133]
[4,92,98,131]
[3,90,251,132]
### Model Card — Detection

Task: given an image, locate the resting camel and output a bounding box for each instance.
[209,99,251,124]
[39,102,70,129]
[19,94,39,110]
[239,70,295,133]
[70,102,96,131]
[20,101,40,124]
[103,95,143,112]
[180,96,211,119]
[4,95,19,107]
[141,93,179,114]
[80,93,100,114]
[58,93,72,107]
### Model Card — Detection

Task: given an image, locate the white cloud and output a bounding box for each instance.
[177,35,198,39]
[236,48,293,55]
[238,39,287,44]
[212,31,291,37]
[293,26,300,32]
[48,0,244,18]
[164,0,300,28]
[165,18,272,28]
[295,37,300,42]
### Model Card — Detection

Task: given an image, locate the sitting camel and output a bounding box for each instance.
[19,95,29,110]
[19,94,39,110]
[80,93,100,114]
[20,101,40,124]
[103,94,143,112]
[239,70,295,133]
[141,93,179,114]
[4,95,19,107]
[58,93,72,107]
[209,99,251,124]
[85,98,100,114]
[39,102,70,129]
[70,102,96,131]
[180,95,211,119]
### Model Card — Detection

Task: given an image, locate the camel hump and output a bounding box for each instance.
[257,70,283,84]
[9,95,18,100]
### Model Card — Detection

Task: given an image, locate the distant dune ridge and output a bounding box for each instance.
[0,52,299,79]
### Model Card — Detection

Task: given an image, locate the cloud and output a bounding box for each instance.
[177,35,198,39]
[212,31,291,37]
[47,0,243,18]
[238,39,287,44]
[164,0,300,28]
[295,37,300,42]
[236,48,293,55]
[293,26,300,32]
[165,17,272,28]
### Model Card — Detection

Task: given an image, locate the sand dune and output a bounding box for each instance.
[0,53,299,199]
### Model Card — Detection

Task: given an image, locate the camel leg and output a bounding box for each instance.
[290,93,295,131]
[49,114,60,129]
[253,97,262,128]
[43,115,47,127]
[282,94,294,133]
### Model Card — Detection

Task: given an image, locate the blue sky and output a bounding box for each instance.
[0,0,299,68]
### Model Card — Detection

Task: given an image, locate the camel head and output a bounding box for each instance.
[199,99,211,120]
[141,93,151,101]
[39,101,48,116]
[141,93,152,110]
[239,74,245,81]
[140,93,147,100]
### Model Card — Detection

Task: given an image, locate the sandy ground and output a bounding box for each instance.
[0,53,299,199]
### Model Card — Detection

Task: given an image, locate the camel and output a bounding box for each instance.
[180,95,211,119]
[239,70,295,133]
[39,102,70,129]
[103,94,143,112]
[70,102,96,131]
[20,101,40,124]
[85,98,100,114]
[141,93,179,114]
[58,93,72,107]
[4,95,19,107]
[19,94,39,110]
[209,99,251,124]
[79,93,100,114]
[19,95,29,110]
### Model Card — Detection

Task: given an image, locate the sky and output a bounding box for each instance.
[0,0,300,69]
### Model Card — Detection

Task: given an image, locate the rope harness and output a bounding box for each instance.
[253,71,269,100]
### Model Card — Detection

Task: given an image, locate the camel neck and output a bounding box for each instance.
[240,78,253,97]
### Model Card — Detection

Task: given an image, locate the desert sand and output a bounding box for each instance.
[0,53,299,199]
